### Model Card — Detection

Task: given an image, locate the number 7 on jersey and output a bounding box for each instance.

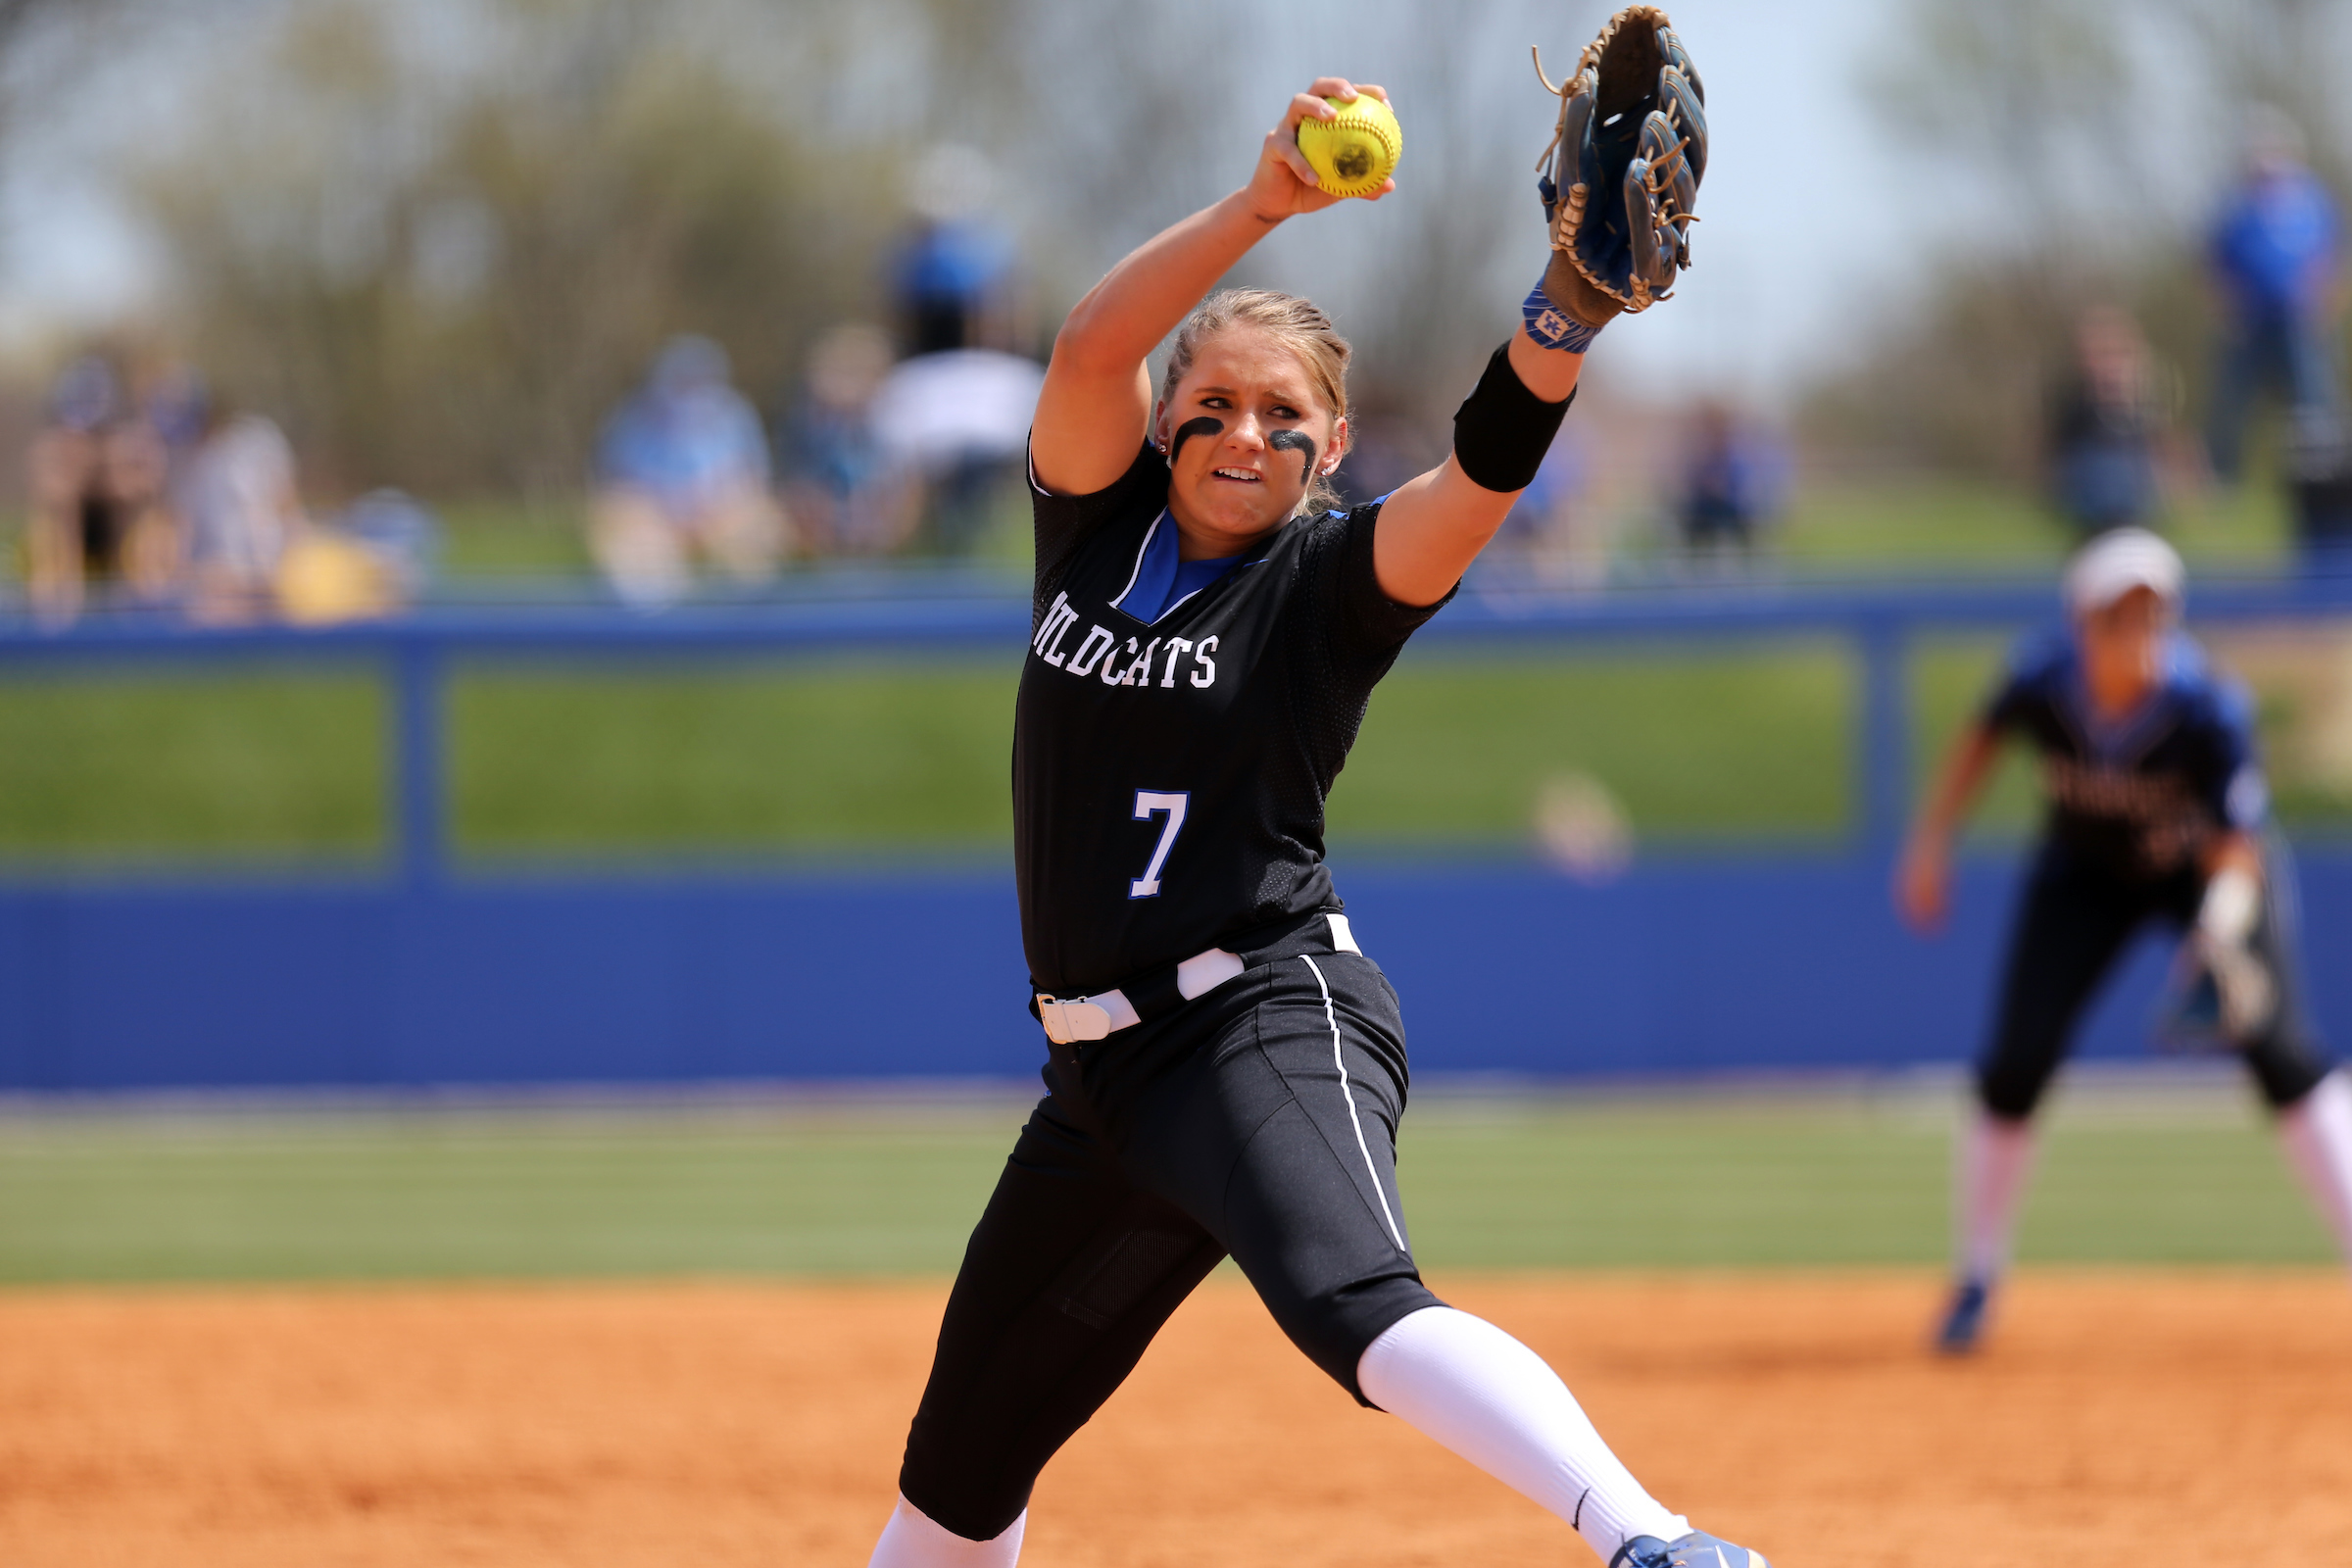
[1128,790,1189,899]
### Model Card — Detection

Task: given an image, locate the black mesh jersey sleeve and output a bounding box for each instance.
[1327,499,1458,662]
[1030,440,1168,629]
[1980,633,2065,737]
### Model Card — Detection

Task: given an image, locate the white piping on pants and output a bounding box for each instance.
[1300,955,1407,1253]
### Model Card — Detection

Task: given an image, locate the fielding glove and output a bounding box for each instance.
[2156,868,2278,1050]
[1529,5,1706,343]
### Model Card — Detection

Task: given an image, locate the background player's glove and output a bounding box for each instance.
[2155,868,2278,1050]
[1527,3,1706,347]
[2199,931,2278,1042]
[2157,936,2278,1052]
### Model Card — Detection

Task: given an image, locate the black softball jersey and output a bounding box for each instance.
[1982,628,2267,883]
[1013,442,1450,998]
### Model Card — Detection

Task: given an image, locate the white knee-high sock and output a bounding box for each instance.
[2279,1070,2352,1271]
[1356,1305,1687,1564]
[1957,1109,2037,1284]
[867,1494,1024,1568]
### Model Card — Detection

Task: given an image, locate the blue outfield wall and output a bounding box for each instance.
[3,850,2345,1091]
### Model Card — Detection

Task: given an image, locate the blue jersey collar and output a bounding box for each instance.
[1110,510,1250,625]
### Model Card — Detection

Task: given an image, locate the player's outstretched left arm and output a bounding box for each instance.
[1896,721,2004,933]
[1373,7,1704,607]
[1031,79,1394,499]
[1367,315,1587,607]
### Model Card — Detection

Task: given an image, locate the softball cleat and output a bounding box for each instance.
[1935,1277,1992,1355]
[1610,1530,1771,1568]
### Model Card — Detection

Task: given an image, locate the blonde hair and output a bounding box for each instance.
[1159,288,1351,514]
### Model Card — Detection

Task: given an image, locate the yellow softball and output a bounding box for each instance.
[1295,93,1401,198]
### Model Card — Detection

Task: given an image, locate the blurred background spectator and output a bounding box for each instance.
[273,489,440,626]
[24,355,179,623]
[779,324,920,558]
[1671,400,1788,572]
[862,144,1045,556]
[16,348,433,626]
[137,359,211,511]
[2046,306,2173,542]
[892,145,1024,360]
[867,346,1044,556]
[180,399,308,625]
[2206,107,2343,485]
[590,336,788,608]
[335,490,440,604]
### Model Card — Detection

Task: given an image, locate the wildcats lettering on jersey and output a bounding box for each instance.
[1033,591,1220,691]
[1033,593,1081,664]
[1066,625,1116,677]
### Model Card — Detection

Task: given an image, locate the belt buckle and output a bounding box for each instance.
[1037,996,1114,1045]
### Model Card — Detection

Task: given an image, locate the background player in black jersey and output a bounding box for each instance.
[1898,527,2352,1353]
[863,74,1767,1568]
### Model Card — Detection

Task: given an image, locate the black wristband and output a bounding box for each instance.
[1451,341,1573,493]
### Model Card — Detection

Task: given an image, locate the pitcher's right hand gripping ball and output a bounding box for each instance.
[1532,5,1706,335]
[1296,92,1402,198]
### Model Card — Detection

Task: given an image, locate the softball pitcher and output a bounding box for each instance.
[866,13,1764,1568]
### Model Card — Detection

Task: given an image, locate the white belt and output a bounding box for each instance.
[1036,913,1362,1046]
[1037,948,1245,1044]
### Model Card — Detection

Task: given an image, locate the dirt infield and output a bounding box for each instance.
[1,1272,2347,1567]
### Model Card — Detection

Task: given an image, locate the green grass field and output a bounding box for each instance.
[0,665,387,858]
[3,634,2343,861]
[0,644,1859,858]
[451,661,1024,851]
[0,1081,2331,1285]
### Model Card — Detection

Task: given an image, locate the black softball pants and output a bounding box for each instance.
[1978,844,2332,1120]
[897,944,1441,1543]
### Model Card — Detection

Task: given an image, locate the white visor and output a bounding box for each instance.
[2064,527,2184,618]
